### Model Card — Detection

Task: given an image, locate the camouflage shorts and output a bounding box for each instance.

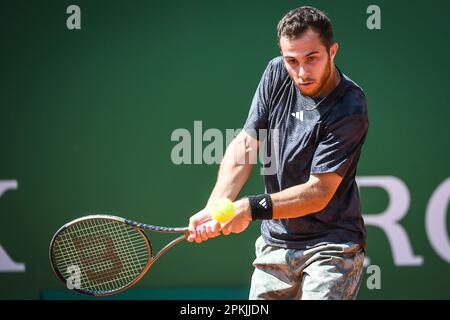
[249,236,365,300]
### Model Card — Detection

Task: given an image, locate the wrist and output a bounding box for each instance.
[247,194,273,220]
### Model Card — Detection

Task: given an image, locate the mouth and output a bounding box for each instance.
[298,82,314,88]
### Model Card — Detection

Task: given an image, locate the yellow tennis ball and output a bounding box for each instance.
[210,198,235,223]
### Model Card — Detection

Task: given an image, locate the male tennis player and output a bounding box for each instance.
[188,6,369,300]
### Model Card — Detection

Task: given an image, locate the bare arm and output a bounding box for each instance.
[206,129,259,206]
[270,172,342,218]
[187,129,259,242]
[222,172,343,234]
[188,131,343,240]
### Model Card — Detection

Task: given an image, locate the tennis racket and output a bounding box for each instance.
[49,214,189,296]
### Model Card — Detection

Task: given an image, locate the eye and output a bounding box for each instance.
[306,56,317,62]
[287,59,297,65]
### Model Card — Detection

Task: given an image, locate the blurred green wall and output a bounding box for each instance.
[0,0,449,299]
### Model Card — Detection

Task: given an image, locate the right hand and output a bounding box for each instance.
[187,208,221,243]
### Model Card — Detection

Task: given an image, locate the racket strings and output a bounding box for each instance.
[54,234,148,286]
[82,219,147,286]
[68,221,148,283]
[56,221,147,292]
[54,222,147,271]
[52,218,151,293]
[54,232,142,291]
[54,221,148,270]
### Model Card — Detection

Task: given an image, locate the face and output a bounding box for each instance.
[279,28,338,97]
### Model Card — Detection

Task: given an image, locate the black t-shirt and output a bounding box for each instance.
[243,56,369,249]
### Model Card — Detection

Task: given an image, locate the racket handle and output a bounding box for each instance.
[126,220,189,235]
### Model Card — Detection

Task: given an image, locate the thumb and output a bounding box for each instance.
[188,218,196,233]
[188,217,199,238]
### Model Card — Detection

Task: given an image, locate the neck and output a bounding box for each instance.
[314,65,341,99]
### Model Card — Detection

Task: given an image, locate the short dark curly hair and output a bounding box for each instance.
[277,6,334,49]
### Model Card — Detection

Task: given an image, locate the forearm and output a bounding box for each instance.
[206,132,256,206]
[207,163,252,205]
[270,178,331,218]
[234,173,339,220]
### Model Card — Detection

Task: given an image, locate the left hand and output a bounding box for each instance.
[221,198,252,235]
[187,208,221,243]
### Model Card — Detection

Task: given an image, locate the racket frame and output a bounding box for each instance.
[49,214,188,296]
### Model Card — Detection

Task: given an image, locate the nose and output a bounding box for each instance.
[298,65,307,80]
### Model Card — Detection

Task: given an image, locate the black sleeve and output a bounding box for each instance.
[310,114,369,177]
[243,61,274,141]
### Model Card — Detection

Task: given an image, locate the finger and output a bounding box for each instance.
[212,223,221,237]
[194,225,205,243]
[221,225,231,236]
[205,221,221,238]
[194,233,203,243]
[205,225,215,238]
[188,230,197,241]
[200,226,209,241]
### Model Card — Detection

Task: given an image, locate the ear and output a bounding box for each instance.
[329,42,339,62]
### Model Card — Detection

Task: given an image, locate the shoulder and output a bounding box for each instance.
[333,73,369,121]
[266,56,288,77]
[322,72,370,134]
[267,56,284,69]
[261,56,290,93]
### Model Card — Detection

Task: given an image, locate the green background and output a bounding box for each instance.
[0,0,449,299]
